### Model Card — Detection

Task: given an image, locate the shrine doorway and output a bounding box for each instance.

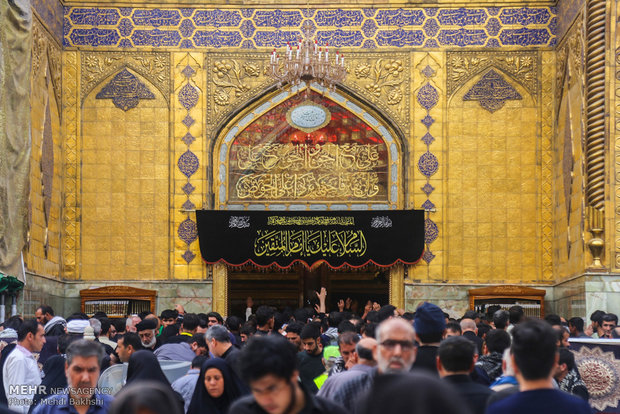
[209,83,408,316]
[227,263,389,318]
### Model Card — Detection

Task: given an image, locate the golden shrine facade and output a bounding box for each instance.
[6,0,620,318]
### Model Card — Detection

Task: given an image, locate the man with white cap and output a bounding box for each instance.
[66,319,90,336]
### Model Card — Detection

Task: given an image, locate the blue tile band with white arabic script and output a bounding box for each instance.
[63,6,556,49]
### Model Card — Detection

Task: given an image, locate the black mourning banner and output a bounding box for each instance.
[196,209,425,269]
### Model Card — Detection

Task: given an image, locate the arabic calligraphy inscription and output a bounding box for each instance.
[232,143,385,200]
[254,229,367,257]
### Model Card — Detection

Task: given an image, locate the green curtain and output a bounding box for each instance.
[0,0,32,282]
[0,274,24,294]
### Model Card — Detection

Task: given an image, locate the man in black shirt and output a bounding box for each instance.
[165,313,199,344]
[255,306,275,335]
[460,318,484,355]
[437,336,493,414]
[35,305,66,337]
[554,348,589,401]
[229,335,346,414]
[297,323,324,394]
[411,302,445,376]
[487,320,591,414]
[207,324,242,379]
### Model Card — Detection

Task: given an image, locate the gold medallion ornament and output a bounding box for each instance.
[286,101,332,133]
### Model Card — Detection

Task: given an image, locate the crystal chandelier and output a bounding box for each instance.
[270,21,346,91]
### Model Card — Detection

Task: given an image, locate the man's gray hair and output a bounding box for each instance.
[460,318,477,332]
[376,318,415,344]
[66,339,105,367]
[206,324,231,343]
[89,318,102,336]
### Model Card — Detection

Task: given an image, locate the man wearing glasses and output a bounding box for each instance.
[326,318,417,413]
[229,335,346,414]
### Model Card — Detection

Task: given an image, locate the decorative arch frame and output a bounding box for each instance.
[210,81,408,211]
[78,67,170,281]
[447,65,537,108]
[208,81,409,315]
[80,63,170,108]
[447,65,538,108]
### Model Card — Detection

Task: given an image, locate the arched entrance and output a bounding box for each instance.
[209,83,409,316]
[226,264,390,317]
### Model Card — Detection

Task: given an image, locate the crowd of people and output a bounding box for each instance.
[0,289,617,414]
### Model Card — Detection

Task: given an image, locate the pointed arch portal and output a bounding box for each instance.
[200,83,421,315]
[212,82,406,210]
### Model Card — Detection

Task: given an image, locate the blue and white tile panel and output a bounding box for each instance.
[63,6,557,49]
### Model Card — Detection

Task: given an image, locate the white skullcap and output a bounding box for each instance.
[66,319,90,334]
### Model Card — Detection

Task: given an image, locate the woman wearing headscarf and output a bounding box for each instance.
[125,350,170,386]
[186,358,249,414]
[125,351,185,412]
[110,381,183,414]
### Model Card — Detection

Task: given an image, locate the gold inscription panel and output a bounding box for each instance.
[233,143,383,200]
[229,91,389,202]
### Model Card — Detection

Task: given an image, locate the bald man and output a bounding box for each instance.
[460,318,483,355]
[318,337,377,400]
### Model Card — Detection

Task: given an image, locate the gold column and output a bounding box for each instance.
[587,206,605,268]
[614,0,620,271]
[213,263,228,316]
[62,51,79,279]
[541,50,554,281]
[389,264,405,309]
[584,0,607,268]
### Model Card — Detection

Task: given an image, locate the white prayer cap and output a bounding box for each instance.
[67,319,90,334]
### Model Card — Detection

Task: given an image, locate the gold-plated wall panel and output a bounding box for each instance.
[80,72,169,281]
[212,263,227,316]
[613,0,620,271]
[445,66,541,284]
[25,17,63,278]
[408,52,444,283]
[389,264,405,308]
[57,42,571,293]
[62,50,80,279]
[541,51,554,282]
[554,17,587,280]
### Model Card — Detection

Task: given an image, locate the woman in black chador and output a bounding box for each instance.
[187,358,249,414]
